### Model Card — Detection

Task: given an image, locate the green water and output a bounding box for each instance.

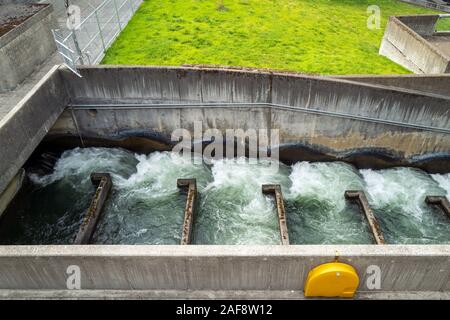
[0,147,449,245]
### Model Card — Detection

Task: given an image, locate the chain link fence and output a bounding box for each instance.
[53,0,142,66]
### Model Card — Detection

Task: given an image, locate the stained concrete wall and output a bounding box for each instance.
[0,4,57,92]
[0,245,448,295]
[379,15,450,74]
[0,66,68,195]
[52,66,450,165]
[336,74,450,97]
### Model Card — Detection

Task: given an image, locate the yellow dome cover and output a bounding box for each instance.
[304,262,360,298]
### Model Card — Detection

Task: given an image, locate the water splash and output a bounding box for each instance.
[361,168,450,244]
[286,162,373,244]
[2,148,450,245]
[193,158,290,245]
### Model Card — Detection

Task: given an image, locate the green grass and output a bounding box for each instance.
[436,17,450,31]
[102,0,444,75]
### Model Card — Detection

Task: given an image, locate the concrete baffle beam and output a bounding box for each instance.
[425,196,450,219]
[73,173,112,244]
[262,184,290,245]
[345,190,386,245]
[177,179,197,245]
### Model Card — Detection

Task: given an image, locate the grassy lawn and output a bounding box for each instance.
[102,0,445,75]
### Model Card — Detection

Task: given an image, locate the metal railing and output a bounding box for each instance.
[53,0,142,67]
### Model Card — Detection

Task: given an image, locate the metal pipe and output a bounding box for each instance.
[262,184,290,245]
[94,10,107,52]
[177,179,197,245]
[425,196,450,219]
[113,0,123,31]
[345,190,386,245]
[74,173,112,244]
[67,102,450,134]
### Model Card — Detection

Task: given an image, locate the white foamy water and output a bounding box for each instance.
[361,168,450,244]
[285,162,373,244]
[431,173,450,198]
[2,148,449,245]
[193,158,291,245]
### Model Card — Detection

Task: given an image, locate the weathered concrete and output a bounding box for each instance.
[47,66,450,173]
[380,15,450,73]
[177,179,197,245]
[0,65,69,195]
[262,185,289,245]
[0,4,57,92]
[0,168,24,218]
[74,173,112,245]
[0,245,448,294]
[1,289,450,300]
[336,74,450,97]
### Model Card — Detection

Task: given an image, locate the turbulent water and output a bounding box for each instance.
[0,147,449,245]
[285,162,373,244]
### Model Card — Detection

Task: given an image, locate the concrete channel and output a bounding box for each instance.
[0,66,449,298]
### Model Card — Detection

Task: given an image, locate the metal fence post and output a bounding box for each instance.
[71,30,85,65]
[94,9,107,53]
[129,0,135,15]
[113,0,122,31]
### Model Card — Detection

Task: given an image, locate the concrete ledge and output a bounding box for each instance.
[336,74,450,97]
[0,289,449,300]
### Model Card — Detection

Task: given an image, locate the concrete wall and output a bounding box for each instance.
[0,4,56,92]
[335,74,450,97]
[0,245,448,296]
[51,66,450,168]
[379,15,450,74]
[0,66,68,195]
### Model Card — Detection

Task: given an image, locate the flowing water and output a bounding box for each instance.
[362,168,450,244]
[0,147,449,245]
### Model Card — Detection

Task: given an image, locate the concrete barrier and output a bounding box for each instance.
[379,15,450,73]
[0,4,57,92]
[0,65,68,195]
[0,245,448,298]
